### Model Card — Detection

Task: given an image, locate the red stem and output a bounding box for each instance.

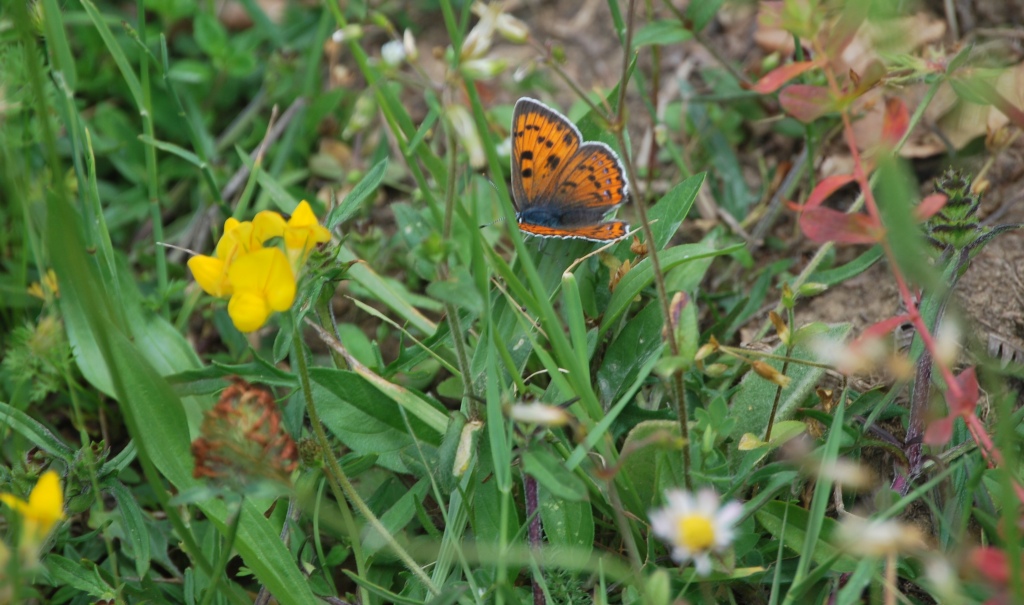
[815,56,1024,504]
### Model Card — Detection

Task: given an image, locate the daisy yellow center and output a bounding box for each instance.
[678,514,715,551]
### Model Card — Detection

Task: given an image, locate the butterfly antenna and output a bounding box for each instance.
[479,216,507,230]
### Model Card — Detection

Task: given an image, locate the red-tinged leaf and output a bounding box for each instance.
[804,174,856,209]
[946,366,979,416]
[881,97,910,147]
[779,85,834,123]
[751,61,820,94]
[915,193,948,220]
[860,314,912,340]
[798,207,881,244]
[923,415,955,446]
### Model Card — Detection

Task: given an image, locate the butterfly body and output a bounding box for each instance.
[510,97,630,242]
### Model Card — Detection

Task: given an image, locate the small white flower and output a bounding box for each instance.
[471,2,529,43]
[835,516,925,557]
[381,40,406,67]
[810,333,888,376]
[648,488,743,576]
[461,2,502,59]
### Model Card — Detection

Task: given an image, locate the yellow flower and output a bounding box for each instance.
[226,247,296,332]
[0,470,65,544]
[27,269,59,301]
[188,212,287,298]
[283,201,331,263]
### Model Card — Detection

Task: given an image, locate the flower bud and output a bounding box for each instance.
[332,24,363,43]
[494,12,529,43]
[797,282,828,297]
[508,403,571,427]
[460,57,508,80]
[769,311,791,346]
[445,104,486,169]
[453,420,484,477]
[403,29,419,61]
[752,360,791,388]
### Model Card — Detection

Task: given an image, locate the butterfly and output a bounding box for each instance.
[510,97,630,242]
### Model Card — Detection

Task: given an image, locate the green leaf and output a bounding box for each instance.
[327,158,388,229]
[755,500,858,573]
[109,480,151,577]
[309,374,431,474]
[687,0,726,31]
[364,479,429,556]
[632,21,692,48]
[597,301,663,406]
[521,449,588,502]
[336,244,440,335]
[194,13,229,57]
[619,420,686,510]
[0,402,74,461]
[45,555,117,599]
[730,323,851,441]
[628,172,705,253]
[806,246,883,286]
[139,134,205,168]
[310,368,443,443]
[426,267,484,315]
[538,485,594,560]
[600,242,744,336]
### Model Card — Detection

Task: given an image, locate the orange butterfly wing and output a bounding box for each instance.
[555,142,630,210]
[517,221,629,242]
[511,98,581,209]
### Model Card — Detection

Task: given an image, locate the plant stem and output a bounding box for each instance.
[199,497,244,605]
[441,122,477,412]
[524,474,545,605]
[614,0,692,489]
[293,328,441,595]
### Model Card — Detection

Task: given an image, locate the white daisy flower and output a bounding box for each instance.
[648,488,744,576]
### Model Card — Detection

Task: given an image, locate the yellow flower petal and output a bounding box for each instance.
[215,221,262,261]
[188,255,232,298]
[27,470,65,533]
[283,201,331,255]
[253,211,286,244]
[262,251,297,312]
[226,248,296,332]
[227,290,272,333]
[0,470,65,540]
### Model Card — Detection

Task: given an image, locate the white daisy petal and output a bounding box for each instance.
[693,552,713,576]
[648,487,744,574]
